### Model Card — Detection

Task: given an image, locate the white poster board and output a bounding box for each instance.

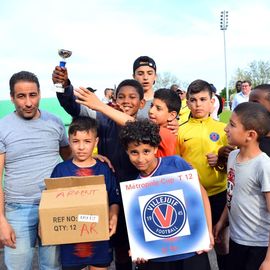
[120,169,210,260]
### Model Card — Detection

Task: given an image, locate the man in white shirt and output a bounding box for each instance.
[231,80,252,110]
[101,88,114,103]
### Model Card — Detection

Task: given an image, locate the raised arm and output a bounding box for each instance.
[74,87,134,125]
[52,66,80,117]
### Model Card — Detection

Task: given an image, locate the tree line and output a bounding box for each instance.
[155,60,270,98]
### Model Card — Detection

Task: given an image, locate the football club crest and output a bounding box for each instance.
[209,132,220,142]
[139,190,190,241]
[120,170,211,260]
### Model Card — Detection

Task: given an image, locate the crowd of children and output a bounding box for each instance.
[1,56,270,270]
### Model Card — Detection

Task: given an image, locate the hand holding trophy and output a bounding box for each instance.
[54,49,72,93]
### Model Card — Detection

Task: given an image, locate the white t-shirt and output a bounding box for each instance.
[211,95,220,120]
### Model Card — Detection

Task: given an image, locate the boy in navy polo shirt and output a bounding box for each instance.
[119,119,213,270]
[51,116,120,270]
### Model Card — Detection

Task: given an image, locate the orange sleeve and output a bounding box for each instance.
[156,127,177,158]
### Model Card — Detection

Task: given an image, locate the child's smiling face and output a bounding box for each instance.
[116,86,145,117]
[126,142,158,176]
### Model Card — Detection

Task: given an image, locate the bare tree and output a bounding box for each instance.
[231,60,270,88]
[154,72,188,90]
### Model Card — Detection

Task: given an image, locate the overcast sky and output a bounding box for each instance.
[1,0,270,100]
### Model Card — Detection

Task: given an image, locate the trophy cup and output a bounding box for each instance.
[54,49,72,93]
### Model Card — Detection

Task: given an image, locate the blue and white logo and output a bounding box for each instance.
[209,132,220,142]
[139,190,190,241]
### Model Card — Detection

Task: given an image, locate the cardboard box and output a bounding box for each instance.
[120,169,210,260]
[39,175,109,245]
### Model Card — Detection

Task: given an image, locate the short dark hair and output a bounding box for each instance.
[119,119,161,150]
[187,79,212,99]
[235,80,242,86]
[242,80,252,86]
[234,102,270,140]
[253,84,270,102]
[9,71,40,96]
[235,80,242,93]
[115,79,144,100]
[170,84,179,91]
[209,83,217,93]
[104,88,114,95]
[68,116,98,137]
[154,88,181,114]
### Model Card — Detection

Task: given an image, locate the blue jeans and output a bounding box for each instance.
[4,203,61,270]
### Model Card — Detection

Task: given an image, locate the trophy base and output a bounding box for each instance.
[54,83,65,93]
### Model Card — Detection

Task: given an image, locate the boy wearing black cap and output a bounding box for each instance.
[133,56,157,118]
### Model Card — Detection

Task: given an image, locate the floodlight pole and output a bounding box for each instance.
[220,10,229,109]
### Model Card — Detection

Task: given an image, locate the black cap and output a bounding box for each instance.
[133,56,156,73]
[86,87,97,93]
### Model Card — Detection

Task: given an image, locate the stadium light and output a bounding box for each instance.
[220,10,229,109]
